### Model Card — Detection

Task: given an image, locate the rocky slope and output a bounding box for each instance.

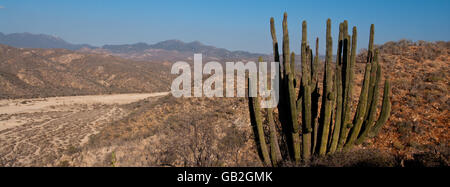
[0,44,172,99]
[365,40,449,165]
[69,40,449,167]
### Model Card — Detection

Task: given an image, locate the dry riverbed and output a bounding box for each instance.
[0,92,169,166]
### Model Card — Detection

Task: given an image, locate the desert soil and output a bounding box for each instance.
[0,92,169,166]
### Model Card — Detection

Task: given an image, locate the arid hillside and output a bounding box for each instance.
[0,44,172,99]
[365,40,449,165]
[57,40,448,167]
[0,40,448,167]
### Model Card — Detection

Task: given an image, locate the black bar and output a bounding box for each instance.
[0,167,446,185]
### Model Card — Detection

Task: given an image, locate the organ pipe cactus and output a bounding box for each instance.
[249,13,391,166]
[317,19,334,156]
[248,75,271,166]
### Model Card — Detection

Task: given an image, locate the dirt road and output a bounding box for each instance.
[0,92,169,166]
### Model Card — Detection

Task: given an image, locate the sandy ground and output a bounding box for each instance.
[0,92,169,166]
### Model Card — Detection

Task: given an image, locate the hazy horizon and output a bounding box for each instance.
[0,0,449,54]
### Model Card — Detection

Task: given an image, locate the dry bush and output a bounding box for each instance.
[356,40,450,64]
[152,113,222,166]
[281,149,398,167]
[77,96,260,167]
[379,40,449,61]
[403,150,449,167]
[148,98,258,167]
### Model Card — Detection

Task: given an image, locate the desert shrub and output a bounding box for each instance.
[403,152,449,167]
[66,145,81,155]
[424,71,446,83]
[151,112,224,167]
[218,124,248,165]
[58,160,71,167]
[378,40,450,61]
[142,97,258,167]
[282,149,398,167]
[396,121,413,140]
[312,150,397,167]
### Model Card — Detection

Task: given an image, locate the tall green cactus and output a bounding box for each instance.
[248,76,271,166]
[329,22,344,153]
[249,13,391,166]
[344,24,376,149]
[281,13,302,162]
[339,26,357,151]
[255,56,284,166]
[311,38,320,153]
[317,19,334,156]
[356,50,382,145]
[369,79,392,138]
[300,20,313,160]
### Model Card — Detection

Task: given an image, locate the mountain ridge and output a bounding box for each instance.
[0,32,95,50]
[0,32,267,61]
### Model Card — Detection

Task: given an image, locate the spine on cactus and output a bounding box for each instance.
[342,22,351,113]
[291,52,297,88]
[301,20,313,159]
[356,50,382,144]
[300,21,308,88]
[311,38,319,89]
[270,18,289,158]
[338,26,357,151]
[365,50,379,121]
[291,52,296,77]
[341,20,351,96]
[327,76,336,149]
[367,24,375,62]
[317,19,334,156]
[343,64,371,149]
[311,40,320,153]
[282,13,291,77]
[369,78,391,137]
[341,25,353,132]
[258,56,283,166]
[248,76,271,166]
[329,22,344,153]
[282,13,301,162]
[270,17,284,119]
[268,107,282,166]
[344,24,376,149]
[270,18,282,83]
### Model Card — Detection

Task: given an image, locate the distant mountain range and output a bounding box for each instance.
[0,32,267,61]
[0,32,95,50]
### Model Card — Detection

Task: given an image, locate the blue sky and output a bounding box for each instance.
[0,0,449,54]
